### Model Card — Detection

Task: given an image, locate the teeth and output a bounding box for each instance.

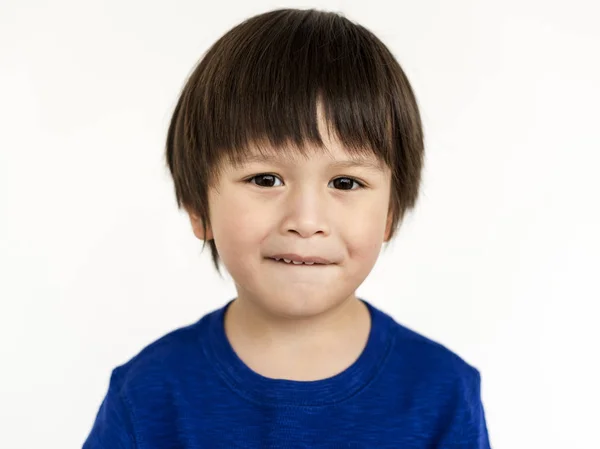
[273,258,316,265]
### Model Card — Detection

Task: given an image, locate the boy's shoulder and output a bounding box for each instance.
[378,304,481,385]
[106,307,218,393]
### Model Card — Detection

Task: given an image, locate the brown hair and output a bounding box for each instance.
[165,8,425,275]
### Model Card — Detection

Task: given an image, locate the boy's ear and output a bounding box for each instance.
[185,207,214,241]
[383,210,393,242]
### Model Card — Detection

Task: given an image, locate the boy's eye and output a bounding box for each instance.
[247,174,364,190]
[329,177,363,190]
[248,174,283,188]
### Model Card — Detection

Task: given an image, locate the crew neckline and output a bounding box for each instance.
[203,297,395,407]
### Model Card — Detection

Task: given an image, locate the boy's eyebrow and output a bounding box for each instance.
[237,154,385,172]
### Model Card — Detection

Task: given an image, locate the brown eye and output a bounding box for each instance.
[248,174,282,187]
[330,177,363,190]
[247,175,363,190]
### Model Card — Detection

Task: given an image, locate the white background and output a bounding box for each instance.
[1,1,599,447]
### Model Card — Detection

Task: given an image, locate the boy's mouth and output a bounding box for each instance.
[266,253,335,265]
[268,257,322,266]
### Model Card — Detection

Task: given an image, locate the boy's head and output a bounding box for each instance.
[165,8,424,317]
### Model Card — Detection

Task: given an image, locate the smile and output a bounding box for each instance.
[267,257,328,266]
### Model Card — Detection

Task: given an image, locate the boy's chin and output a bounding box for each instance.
[242,290,356,321]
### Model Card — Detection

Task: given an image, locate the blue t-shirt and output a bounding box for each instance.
[83,298,491,448]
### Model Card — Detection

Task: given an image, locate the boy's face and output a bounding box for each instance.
[188,116,393,320]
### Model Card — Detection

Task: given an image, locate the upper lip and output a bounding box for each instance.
[268,253,334,265]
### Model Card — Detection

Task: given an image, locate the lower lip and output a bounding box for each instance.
[266,258,332,267]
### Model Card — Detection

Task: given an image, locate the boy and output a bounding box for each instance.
[83,8,491,448]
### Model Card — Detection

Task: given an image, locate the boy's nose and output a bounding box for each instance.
[279,190,331,238]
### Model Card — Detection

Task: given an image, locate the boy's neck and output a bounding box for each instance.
[223,294,371,381]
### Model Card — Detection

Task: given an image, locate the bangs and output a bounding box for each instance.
[175,9,398,179]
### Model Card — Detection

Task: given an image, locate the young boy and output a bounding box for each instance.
[83,8,491,448]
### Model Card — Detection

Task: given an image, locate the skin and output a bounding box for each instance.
[186,108,394,381]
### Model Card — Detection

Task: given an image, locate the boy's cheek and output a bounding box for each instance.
[211,202,267,253]
[210,188,388,245]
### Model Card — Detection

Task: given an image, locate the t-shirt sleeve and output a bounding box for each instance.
[436,366,492,448]
[82,368,136,449]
